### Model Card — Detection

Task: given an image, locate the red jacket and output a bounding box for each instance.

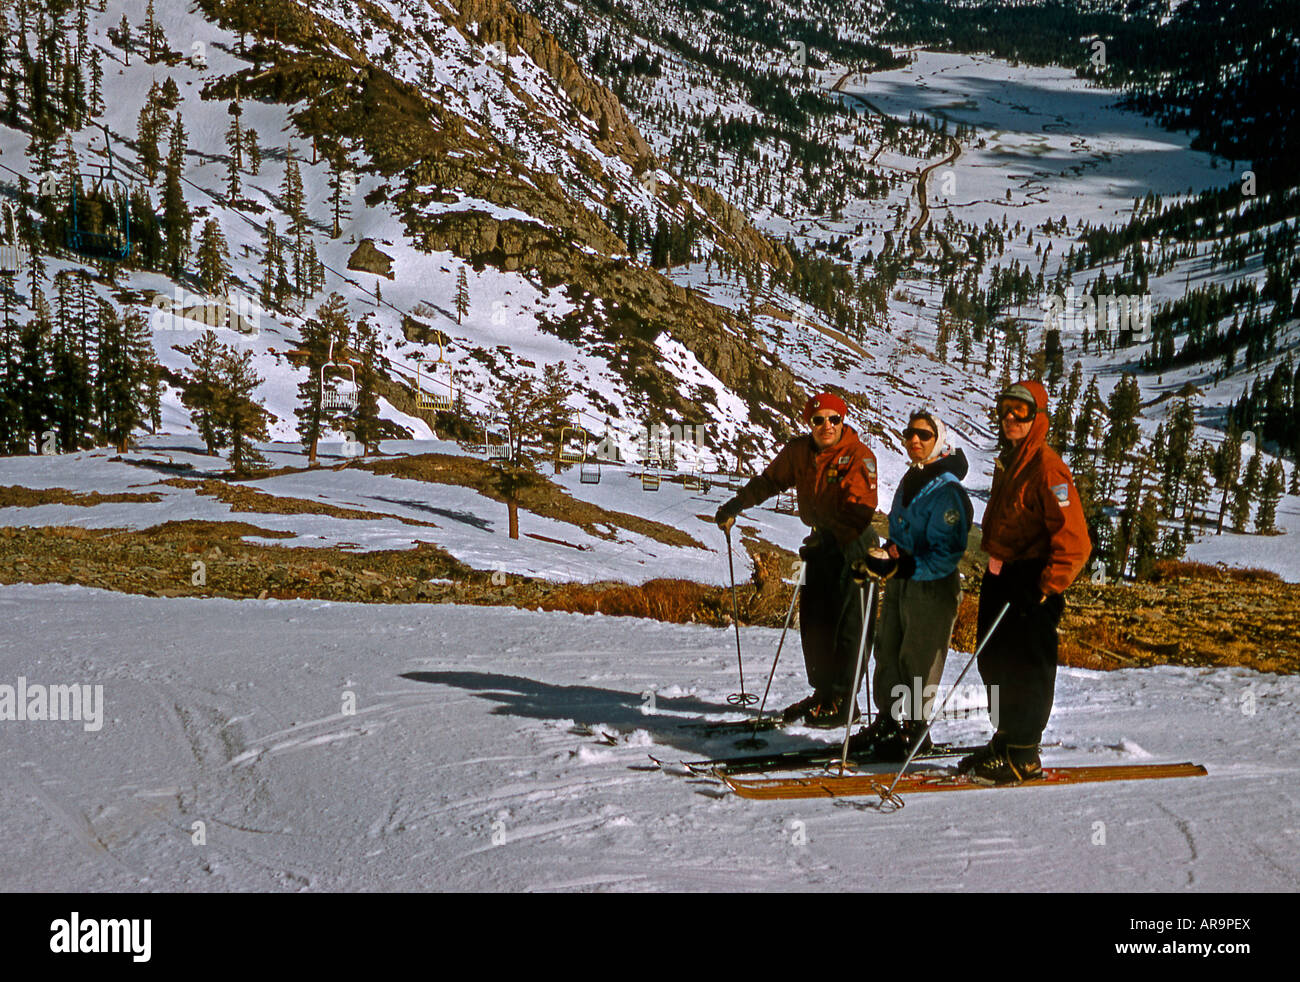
[981,382,1091,595]
[734,426,877,548]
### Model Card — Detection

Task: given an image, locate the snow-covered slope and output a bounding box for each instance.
[3,581,1295,891]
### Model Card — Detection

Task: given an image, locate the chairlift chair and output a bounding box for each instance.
[483,417,511,462]
[558,423,588,464]
[641,451,661,492]
[66,125,132,261]
[320,339,358,412]
[0,202,26,275]
[579,456,601,484]
[415,340,455,411]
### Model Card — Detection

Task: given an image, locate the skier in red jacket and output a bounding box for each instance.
[715,393,879,726]
[959,380,1091,784]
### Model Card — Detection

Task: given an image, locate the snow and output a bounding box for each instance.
[1,582,1295,891]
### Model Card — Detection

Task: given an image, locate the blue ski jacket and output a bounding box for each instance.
[887,452,973,581]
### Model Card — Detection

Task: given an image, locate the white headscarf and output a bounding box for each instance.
[909,409,949,466]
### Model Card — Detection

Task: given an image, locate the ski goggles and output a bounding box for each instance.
[810,415,842,427]
[997,399,1036,423]
[902,426,936,441]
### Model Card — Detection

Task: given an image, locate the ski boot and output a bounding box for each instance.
[781,691,827,724]
[968,742,1042,785]
[846,714,904,760]
[804,692,860,729]
[956,732,1006,775]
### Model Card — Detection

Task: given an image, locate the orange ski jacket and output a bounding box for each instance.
[981,382,1092,595]
[733,425,878,549]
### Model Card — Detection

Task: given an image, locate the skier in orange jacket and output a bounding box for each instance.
[715,393,879,726]
[959,380,1091,784]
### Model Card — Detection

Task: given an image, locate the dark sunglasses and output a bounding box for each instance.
[902,427,936,441]
[811,415,842,427]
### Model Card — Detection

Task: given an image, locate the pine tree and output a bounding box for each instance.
[216,345,269,475]
[136,82,164,184]
[175,330,228,455]
[1101,374,1141,500]
[88,48,102,116]
[162,111,190,276]
[244,129,260,175]
[194,218,230,295]
[1255,461,1285,533]
[327,155,351,238]
[1212,426,1243,534]
[455,267,469,324]
[350,316,384,455]
[117,14,131,66]
[95,302,147,452]
[1231,451,1262,531]
[224,101,243,201]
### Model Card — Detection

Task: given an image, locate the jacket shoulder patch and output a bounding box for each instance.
[1051,482,1070,506]
[944,507,960,526]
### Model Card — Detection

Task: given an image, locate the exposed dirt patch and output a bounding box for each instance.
[0,486,164,508]
[159,477,439,527]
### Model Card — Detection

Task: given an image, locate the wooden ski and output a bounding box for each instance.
[722,762,1208,800]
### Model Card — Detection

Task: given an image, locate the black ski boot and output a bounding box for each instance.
[847,715,904,759]
[956,732,1006,775]
[804,692,860,728]
[968,742,1042,785]
[898,720,933,758]
[781,691,826,723]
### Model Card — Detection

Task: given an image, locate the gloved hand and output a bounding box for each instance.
[715,497,743,531]
[842,527,880,565]
[1013,582,1048,612]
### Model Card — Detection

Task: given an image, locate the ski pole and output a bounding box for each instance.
[724,525,757,706]
[878,601,1012,803]
[744,559,806,742]
[837,577,878,775]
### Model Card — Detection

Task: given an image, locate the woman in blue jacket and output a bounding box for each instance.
[849,410,973,760]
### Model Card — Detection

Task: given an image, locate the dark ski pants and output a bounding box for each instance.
[976,560,1065,746]
[872,572,962,722]
[799,535,872,697]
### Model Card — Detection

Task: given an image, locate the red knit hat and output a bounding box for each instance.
[802,392,848,424]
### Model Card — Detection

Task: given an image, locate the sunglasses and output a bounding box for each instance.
[811,415,842,427]
[902,427,936,441]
